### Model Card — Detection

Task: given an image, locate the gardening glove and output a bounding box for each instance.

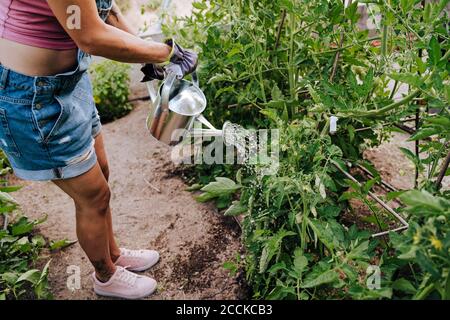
[140,63,165,82]
[140,38,198,82]
[161,38,198,77]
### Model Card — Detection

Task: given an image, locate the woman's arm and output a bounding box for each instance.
[106,2,137,35]
[47,0,170,64]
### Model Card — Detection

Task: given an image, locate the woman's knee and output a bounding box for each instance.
[76,184,111,215]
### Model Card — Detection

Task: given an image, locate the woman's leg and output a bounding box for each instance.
[53,163,116,282]
[93,133,121,262]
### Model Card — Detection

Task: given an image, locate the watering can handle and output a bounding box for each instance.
[161,64,182,112]
[192,72,199,87]
[161,64,200,112]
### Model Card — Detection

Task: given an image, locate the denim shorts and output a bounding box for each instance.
[0,51,102,181]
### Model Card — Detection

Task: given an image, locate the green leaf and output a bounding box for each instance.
[215,86,235,99]
[423,2,432,23]
[426,116,450,128]
[400,0,415,13]
[301,270,339,289]
[223,261,238,276]
[0,191,17,204]
[398,246,418,260]
[2,272,18,285]
[362,179,377,194]
[347,240,370,261]
[392,278,417,295]
[408,127,439,141]
[428,36,442,67]
[0,185,22,193]
[339,191,358,202]
[293,249,308,274]
[268,262,289,275]
[11,217,34,236]
[216,195,232,209]
[226,47,241,59]
[201,177,241,196]
[399,147,422,169]
[416,250,440,279]
[345,2,359,23]
[32,235,46,247]
[386,190,407,201]
[185,183,203,192]
[16,269,40,285]
[259,230,296,273]
[224,201,247,216]
[306,218,338,251]
[400,190,446,213]
[194,192,218,203]
[49,239,77,251]
[271,84,284,100]
[39,260,51,283]
[388,73,424,88]
[34,260,52,299]
[192,1,208,10]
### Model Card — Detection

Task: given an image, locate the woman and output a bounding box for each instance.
[0,0,197,299]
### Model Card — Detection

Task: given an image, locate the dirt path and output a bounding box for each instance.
[12,102,244,300]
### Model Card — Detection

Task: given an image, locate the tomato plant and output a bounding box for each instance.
[175,0,449,300]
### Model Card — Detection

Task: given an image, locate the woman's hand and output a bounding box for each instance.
[162,39,198,77]
[47,0,171,64]
[140,39,198,82]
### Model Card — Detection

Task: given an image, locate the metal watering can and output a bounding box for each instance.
[146,65,223,146]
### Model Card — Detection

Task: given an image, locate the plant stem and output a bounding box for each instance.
[274,9,287,52]
[389,80,399,100]
[288,11,296,99]
[342,89,421,118]
[313,36,381,55]
[414,283,435,300]
[330,0,352,82]
[301,194,309,251]
[330,31,345,82]
[381,24,388,63]
[364,198,385,238]
[436,149,450,191]
[414,107,420,188]
[258,64,267,103]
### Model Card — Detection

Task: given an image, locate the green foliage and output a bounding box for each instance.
[389,191,450,300]
[179,0,449,300]
[0,153,68,300]
[0,151,11,176]
[0,197,52,299]
[90,60,133,123]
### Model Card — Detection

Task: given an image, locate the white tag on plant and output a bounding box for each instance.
[330,116,338,134]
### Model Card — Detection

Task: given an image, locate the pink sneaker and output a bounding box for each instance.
[93,266,157,299]
[114,248,160,272]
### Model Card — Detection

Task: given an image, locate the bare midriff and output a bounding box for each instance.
[0,38,78,76]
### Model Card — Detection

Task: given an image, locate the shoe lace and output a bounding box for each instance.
[117,268,138,287]
[121,249,142,258]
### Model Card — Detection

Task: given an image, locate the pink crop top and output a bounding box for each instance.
[0,0,77,50]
